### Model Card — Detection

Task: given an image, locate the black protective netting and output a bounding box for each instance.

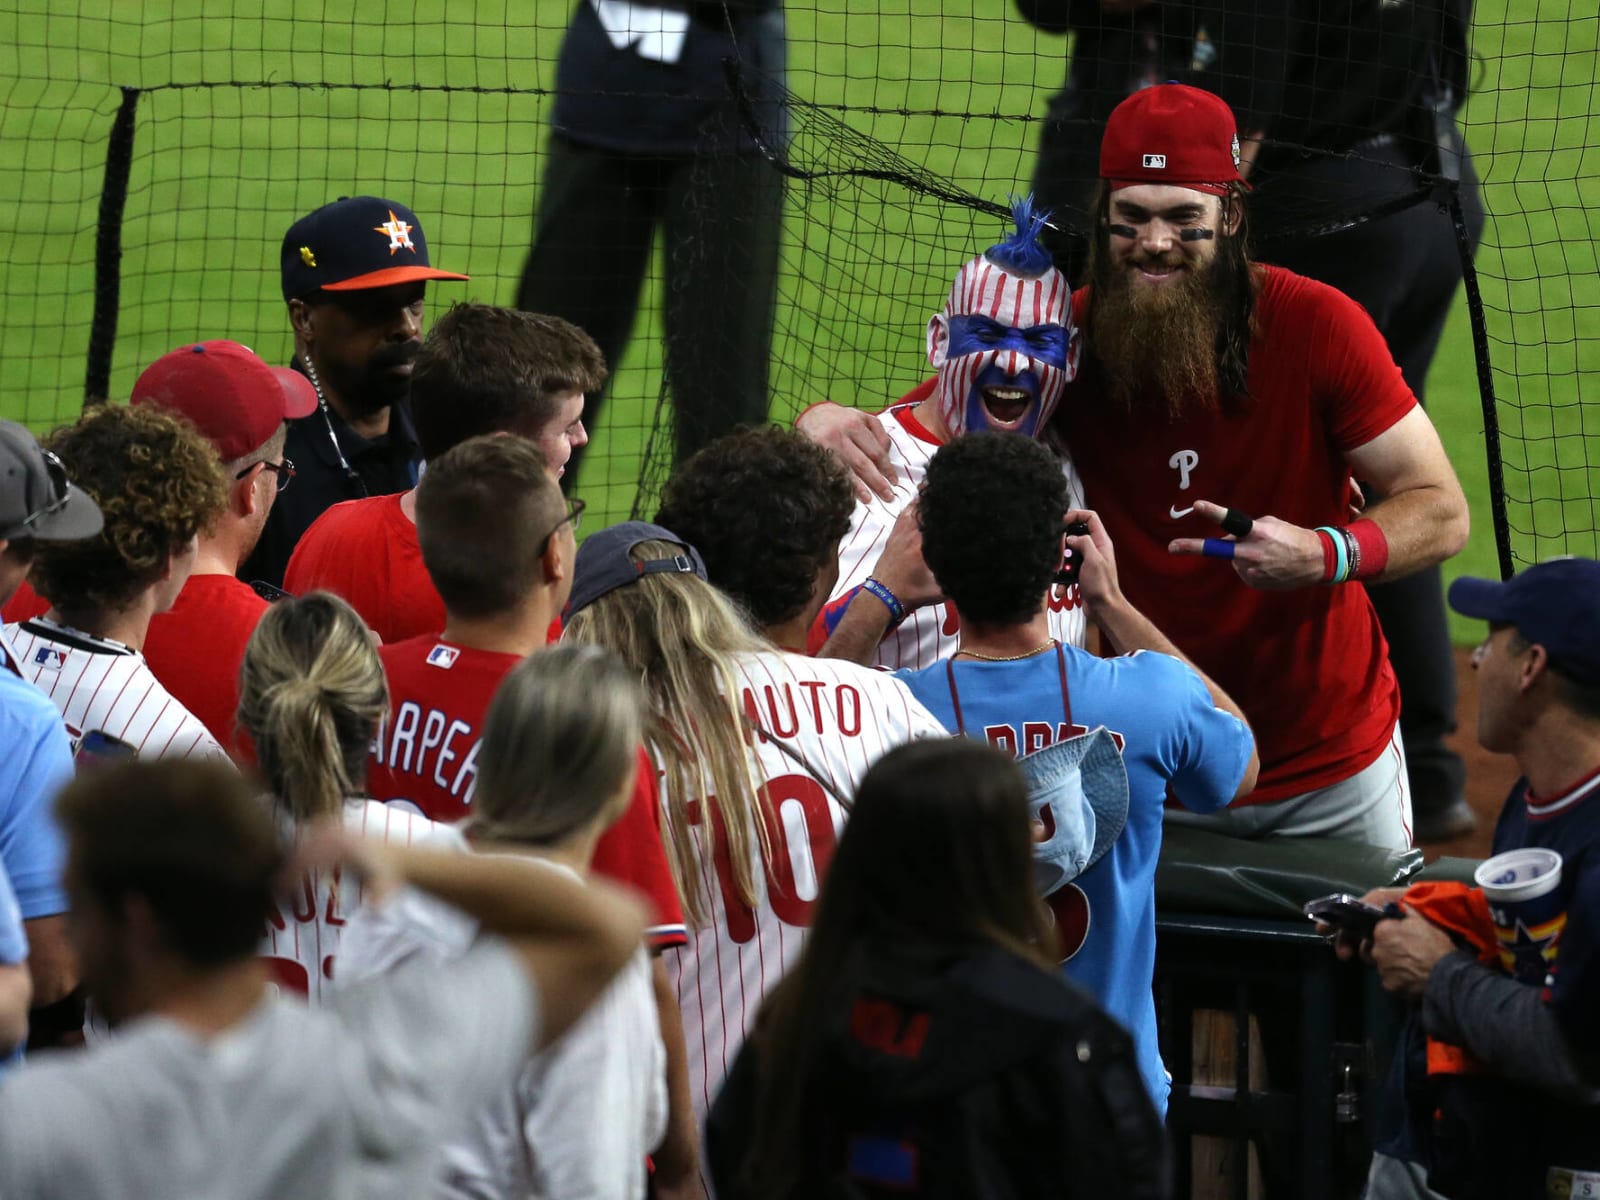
[0,1,1593,561]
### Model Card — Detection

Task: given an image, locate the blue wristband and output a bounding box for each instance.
[861,577,906,625]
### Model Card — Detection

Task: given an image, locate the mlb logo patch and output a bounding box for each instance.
[33,646,67,671]
[426,645,459,669]
[1142,153,1167,169]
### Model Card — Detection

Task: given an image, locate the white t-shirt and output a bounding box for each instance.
[665,648,948,1120]
[4,616,226,761]
[0,939,537,1200]
[340,863,666,1200]
[261,799,465,1003]
[826,403,1089,670]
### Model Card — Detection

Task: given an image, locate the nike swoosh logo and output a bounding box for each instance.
[1169,505,1195,519]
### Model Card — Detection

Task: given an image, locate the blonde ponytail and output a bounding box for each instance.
[237,592,388,823]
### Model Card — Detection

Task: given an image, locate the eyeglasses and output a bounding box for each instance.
[237,457,297,493]
[537,497,586,553]
[11,449,72,533]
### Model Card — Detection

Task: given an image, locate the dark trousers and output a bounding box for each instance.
[516,133,783,485]
[1252,138,1485,816]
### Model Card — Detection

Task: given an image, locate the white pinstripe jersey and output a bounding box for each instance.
[4,617,226,761]
[260,799,464,1003]
[663,650,948,1120]
[825,403,1090,670]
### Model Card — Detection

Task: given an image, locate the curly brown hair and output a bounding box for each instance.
[654,426,855,630]
[30,404,228,614]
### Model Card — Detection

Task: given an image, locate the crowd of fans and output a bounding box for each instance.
[0,80,1594,1200]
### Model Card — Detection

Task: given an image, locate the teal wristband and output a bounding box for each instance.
[1315,526,1348,584]
[861,577,906,625]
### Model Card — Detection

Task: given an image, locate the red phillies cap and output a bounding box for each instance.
[131,341,319,460]
[1100,84,1245,197]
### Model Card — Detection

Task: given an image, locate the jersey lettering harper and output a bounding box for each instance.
[664,650,948,1120]
[367,638,522,820]
[260,799,463,1003]
[4,617,227,762]
[818,399,1089,669]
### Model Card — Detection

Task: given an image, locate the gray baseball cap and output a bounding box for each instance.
[566,520,707,619]
[0,419,104,542]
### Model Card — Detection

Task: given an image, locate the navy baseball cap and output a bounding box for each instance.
[1448,557,1600,685]
[567,521,707,619]
[281,196,469,302]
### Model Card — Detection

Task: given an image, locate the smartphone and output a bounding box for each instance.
[1304,893,1402,942]
[75,728,137,769]
[1054,521,1093,586]
[249,580,294,604]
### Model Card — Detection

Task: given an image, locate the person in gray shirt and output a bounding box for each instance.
[0,757,647,1200]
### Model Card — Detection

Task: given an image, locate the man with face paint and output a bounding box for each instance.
[240,197,469,588]
[811,198,1089,671]
[805,86,1470,848]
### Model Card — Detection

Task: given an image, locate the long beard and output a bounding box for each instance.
[1085,248,1237,421]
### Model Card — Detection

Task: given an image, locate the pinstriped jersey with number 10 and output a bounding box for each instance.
[824,397,1088,671]
[661,649,948,1121]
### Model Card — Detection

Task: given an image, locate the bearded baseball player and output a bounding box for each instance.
[804,85,1470,848]
[809,197,1089,670]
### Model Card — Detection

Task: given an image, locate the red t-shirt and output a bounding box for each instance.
[369,635,686,947]
[143,573,268,762]
[1,579,48,624]
[1057,266,1413,803]
[283,494,565,646]
[284,493,444,645]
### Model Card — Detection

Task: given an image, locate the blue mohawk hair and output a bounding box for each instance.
[982,193,1055,278]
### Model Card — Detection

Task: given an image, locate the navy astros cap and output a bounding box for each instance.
[281,196,469,302]
[567,521,707,619]
[1448,557,1600,685]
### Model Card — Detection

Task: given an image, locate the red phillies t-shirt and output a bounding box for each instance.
[143,573,268,762]
[369,635,686,947]
[1057,266,1413,803]
[284,493,444,645]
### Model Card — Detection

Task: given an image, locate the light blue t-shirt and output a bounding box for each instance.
[0,864,24,966]
[900,644,1254,1113]
[0,640,73,922]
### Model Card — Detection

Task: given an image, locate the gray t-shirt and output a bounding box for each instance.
[0,938,535,1200]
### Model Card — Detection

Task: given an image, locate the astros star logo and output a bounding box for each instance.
[374,210,416,255]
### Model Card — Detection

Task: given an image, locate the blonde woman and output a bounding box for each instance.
[340,644,665,1200]
[238,591,459,1000]
[562,521,947,1123]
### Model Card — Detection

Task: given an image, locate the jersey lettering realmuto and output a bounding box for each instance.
[260,798,464,1003]
[663,650,948,1119]
[822,401,1089,670]
[4,617,226,761]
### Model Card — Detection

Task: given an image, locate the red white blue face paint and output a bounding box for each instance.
[927,196,1080,439]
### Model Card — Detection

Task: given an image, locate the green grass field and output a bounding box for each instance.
[0,0,1594,643]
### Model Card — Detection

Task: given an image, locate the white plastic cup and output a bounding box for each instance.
[1475,848,1565,986]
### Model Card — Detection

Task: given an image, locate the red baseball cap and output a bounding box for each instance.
[131,341,319,460]
[1100,84,1245,197]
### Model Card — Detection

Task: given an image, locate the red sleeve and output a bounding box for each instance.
[0,579,50,624]
[1306,277,1419,451]
[281,508,339,598]
[591,747,687,950]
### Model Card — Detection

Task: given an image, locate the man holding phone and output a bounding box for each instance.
[1331,559,1600,1199]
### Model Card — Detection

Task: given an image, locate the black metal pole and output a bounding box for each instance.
[85,86,140,406]
[1450,191,1515,581]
